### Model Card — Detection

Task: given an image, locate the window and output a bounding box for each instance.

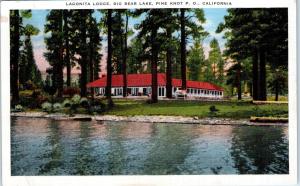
[143,88,147,95]
[158,87,165,97]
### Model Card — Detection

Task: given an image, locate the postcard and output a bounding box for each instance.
[0,0,297,185]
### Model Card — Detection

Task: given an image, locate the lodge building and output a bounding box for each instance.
[87,73,224,99]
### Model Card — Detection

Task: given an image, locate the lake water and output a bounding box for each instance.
[11,117,289,175]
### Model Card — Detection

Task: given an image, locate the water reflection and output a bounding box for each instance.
[230,126,288,174]
[73,123,98,175]
[106,124,126,174]
[143,124,193,174]
[11,117,19,174]
[38,121,63,175]
[11,117,289,175]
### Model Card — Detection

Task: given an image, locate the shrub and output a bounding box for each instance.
[19,90,33,97]
[19,96,33,107]
[80,97,90,108]
[90,105,105,114]
[14,104,24,112]
[89,99,106,114]
[71,94,81,105]
[53,103,62,112]
[62,99,71,108]
[42,102,52,113]
[69,94,81,114]
[24,80,37,90]
[209,105,219,113]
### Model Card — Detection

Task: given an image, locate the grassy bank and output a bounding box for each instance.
[105,99,288,119]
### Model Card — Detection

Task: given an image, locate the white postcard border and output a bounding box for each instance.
[1,0,297,185]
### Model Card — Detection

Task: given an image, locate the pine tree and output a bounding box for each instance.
[127,38,144,73]
[161,9,178,98]
[179,9,207,90]
[87,11,102,98]
[187,41,205,81]
[217,8,288,101]
[44,10,64,97]
[19,24,42,87]
[207,38,223,84]
[10,10,32,104]
[135,9,164,103]
[63,10,71,87]
[106,9,114,107]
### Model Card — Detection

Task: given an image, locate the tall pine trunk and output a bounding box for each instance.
[57,11,64,98]
[249,82,253,97]
[89,11,94,98]
[259,49,267,101]
[275,81,279,101]
[237,69,242,100]
[122,13,128,97]
[106,10,113,107]
[151,27,158,103]
[180,9,187,90]
[64,10,71,87]
[252,48,259,100]
[166,27,173,98]
[11,10,20,105]
[80,11,88,97]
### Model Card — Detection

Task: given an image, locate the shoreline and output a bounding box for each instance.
[10,112,288,126]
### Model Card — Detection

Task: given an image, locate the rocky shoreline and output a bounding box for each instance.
[10,112,287,126]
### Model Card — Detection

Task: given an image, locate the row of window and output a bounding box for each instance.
[186,88,222,96]
[96,87,223,96]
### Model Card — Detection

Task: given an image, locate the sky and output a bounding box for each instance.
[23,9,228,74]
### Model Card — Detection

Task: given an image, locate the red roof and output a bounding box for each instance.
[87,73,223,91]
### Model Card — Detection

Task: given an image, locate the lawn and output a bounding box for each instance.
[105,99,288,119]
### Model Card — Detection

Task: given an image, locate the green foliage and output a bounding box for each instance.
[12,105,24,112]
[62,99,71,108]
[42,102,52,113]
[71,94,81,105]
[89,99,106,114]
[19,90,34,97]
[218,9,288,100]
[182,9,208,41]
[187,42,205,81]
[127,38,145,73]
[209,105,219,113]
[19,24,42,88]
[23,24,40,36]
[207,38,224,84]
[267,67,288,97]
[44,10,64,96]
[53,103,62,111]
[20,10,32,19]
[80,97,90,108]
